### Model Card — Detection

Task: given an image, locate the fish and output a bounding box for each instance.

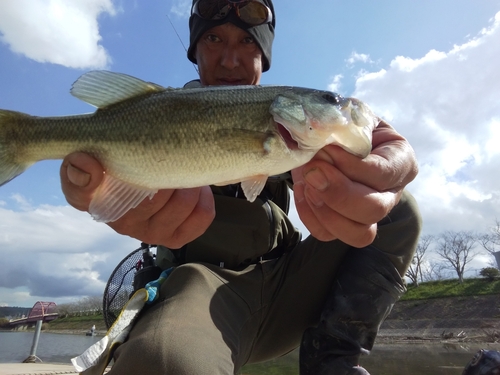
[463,350,500,375]
[0,71,378,222]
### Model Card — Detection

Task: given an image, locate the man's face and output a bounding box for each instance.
[194,22,263,86]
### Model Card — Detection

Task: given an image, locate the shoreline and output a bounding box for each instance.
[377,327,500,344]
[1,328,106,337]
[3,328,498,345]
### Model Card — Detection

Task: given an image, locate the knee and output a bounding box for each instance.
[112,333,227,375]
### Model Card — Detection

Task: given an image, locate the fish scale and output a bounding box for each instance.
[0,70,378,222]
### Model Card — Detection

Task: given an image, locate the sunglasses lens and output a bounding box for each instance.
[194,0,271,25]
[238,2,270,25]
[196,0,230,20]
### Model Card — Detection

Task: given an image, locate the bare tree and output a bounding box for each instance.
[479,219,500,269]
[406,234,433,286]
[55,296,103,317]
[56,303,72,318]
[81,296,103,315]
[422,261,448,282]
[436,231,478,283]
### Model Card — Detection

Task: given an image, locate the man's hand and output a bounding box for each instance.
[60,152,215,249]
[291,120,418,248]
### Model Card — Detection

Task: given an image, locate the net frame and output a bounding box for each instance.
[102,246,146,329]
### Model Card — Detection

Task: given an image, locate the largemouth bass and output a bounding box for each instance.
[0,71,378,222]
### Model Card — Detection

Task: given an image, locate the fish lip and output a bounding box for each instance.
[276,122,299,150]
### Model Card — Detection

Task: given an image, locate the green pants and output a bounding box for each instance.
[108,191,421,374]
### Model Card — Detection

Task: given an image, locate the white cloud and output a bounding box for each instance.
[352,11,500,239]
[485,118,500,158]
[389,49,447,72]
[0,198,138,306]
[0,0,116,69]
[10,193,33,211]
[346,52,374,67]
[327,74,343,93]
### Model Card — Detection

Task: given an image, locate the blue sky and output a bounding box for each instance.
[1,0,500,307]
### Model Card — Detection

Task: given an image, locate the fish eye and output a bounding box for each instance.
[322,93,340,104]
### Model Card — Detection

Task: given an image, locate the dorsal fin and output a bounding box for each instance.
[70,71,166,108]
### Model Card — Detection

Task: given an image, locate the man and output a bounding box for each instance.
[61,0,421,374]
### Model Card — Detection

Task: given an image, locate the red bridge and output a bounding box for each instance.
[9,301,58,328]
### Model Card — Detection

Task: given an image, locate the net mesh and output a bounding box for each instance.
[102,246,145,329]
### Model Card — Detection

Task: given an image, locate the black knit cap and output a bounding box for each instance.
[187,0,276,72]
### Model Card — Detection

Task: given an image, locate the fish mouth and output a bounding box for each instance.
[276,122,299,150]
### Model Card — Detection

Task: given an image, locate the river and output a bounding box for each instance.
[0,331,100,364]
[1,331,499,374]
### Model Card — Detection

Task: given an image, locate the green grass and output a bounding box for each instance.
[35,278,500,331]
[47,314,106,331]
[401,278,500,301]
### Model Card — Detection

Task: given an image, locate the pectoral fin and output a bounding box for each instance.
[89,174,157,222]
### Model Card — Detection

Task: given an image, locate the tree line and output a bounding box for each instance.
[406,219,500,286]
[56,295,103,317]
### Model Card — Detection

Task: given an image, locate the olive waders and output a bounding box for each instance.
[299,245,406,375]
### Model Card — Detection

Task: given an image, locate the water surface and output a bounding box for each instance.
[242,342,500,375]
[1,331,499,374]
[0,331,100,364]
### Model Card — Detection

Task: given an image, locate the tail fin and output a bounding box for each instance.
[0,109,33,186]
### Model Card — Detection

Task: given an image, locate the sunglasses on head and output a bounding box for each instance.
[191,0,273,26]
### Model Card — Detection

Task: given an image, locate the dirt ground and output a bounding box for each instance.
[379,294,500,343]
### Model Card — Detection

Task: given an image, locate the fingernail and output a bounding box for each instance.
[67,163,90,187]
[304,168,329,191]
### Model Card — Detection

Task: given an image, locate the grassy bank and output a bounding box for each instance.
[402,278,500,300]
[26,278,500,332]
[45,314,107,332]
